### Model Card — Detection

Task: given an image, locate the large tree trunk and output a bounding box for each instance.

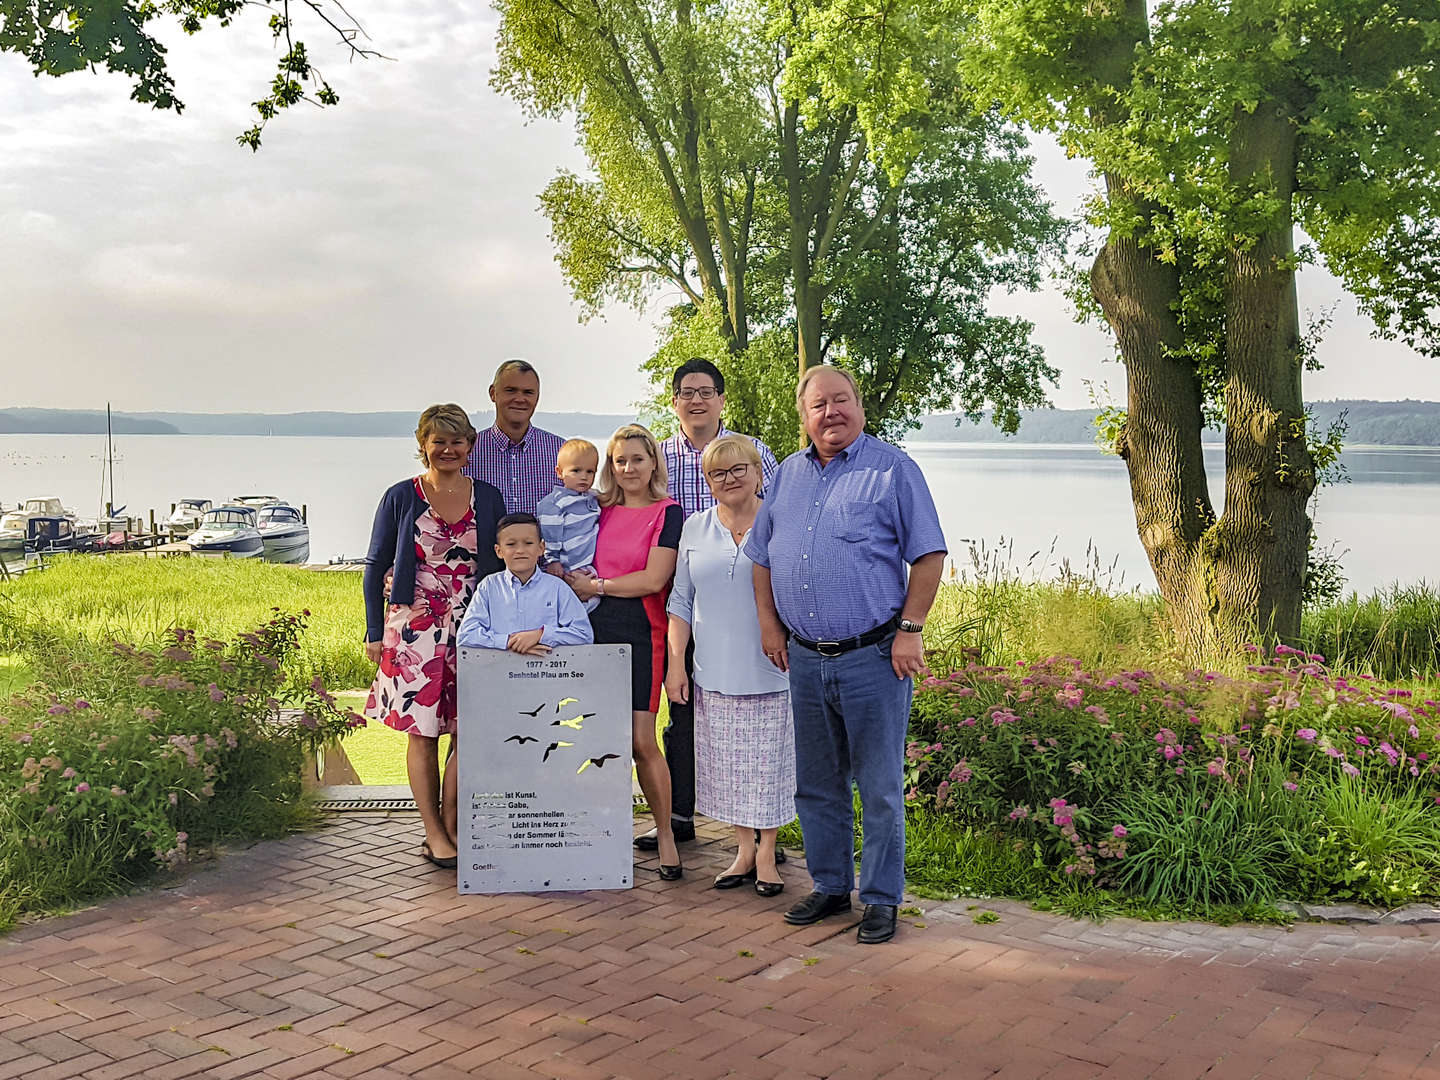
[1216,98,1312,642]
[1090,187,1220,656]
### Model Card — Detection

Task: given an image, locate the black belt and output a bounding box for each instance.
[787,616,898,657]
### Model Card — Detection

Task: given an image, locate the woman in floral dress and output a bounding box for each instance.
[364,404,505,868]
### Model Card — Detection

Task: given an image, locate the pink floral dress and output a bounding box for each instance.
[365,478,479,738]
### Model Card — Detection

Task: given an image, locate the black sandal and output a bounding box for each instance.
[420,840,458,869]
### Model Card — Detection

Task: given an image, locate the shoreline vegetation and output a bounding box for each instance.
[3,400,1440,447]
[2,556,1437,928]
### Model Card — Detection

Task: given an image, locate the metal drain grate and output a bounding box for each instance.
[315,797,417,812]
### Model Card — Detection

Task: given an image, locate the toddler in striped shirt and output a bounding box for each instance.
[538,439,602,612]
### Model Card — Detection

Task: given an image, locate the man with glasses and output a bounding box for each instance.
[635,358,780,855]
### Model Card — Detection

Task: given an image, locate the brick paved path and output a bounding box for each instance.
[2,812,1438,1080]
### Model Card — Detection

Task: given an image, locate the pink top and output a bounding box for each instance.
[594,499,681,579]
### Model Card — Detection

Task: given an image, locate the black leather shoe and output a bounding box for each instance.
[755,879,785,898]
[714,866,757,890]
[634,821,696,850]
[658,862,683,881]
[782,890,851,925]
[857,904,898,944]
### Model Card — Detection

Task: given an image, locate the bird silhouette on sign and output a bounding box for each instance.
[551,713,596,730]
[517,703,546,717]
[556,697,579,711]
[505,735,539,745]
[576,754,621,774]
[542,740,574,762]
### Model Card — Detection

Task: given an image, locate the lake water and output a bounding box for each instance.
[2,433,1436,595]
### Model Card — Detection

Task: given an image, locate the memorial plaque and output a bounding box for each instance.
[456,644,633,893]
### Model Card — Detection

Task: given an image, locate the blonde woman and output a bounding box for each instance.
[665,436,793,895]
[364,404,506,869]
[566,425,684,879]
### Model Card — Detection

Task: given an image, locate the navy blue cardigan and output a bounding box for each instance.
[363,477,506,643]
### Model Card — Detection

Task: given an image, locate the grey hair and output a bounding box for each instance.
[795,365,862,416]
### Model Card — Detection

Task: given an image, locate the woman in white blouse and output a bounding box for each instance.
[665,435,795,896]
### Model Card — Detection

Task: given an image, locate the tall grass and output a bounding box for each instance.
[925,539,1440,682]
[0,556,371,690]
[1301,583,1440,681]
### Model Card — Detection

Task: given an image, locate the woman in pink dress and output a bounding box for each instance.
[567,424,684,879]
[364,404,505,869]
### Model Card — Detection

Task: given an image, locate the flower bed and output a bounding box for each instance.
[0,612,363,930]
[907,647,1440,910]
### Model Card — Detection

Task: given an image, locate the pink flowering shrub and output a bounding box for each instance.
[0,612,362,924]
[908,647,1440,904]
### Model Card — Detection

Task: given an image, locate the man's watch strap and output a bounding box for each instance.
[898,618,924,633]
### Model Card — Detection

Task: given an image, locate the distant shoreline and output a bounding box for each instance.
[1,400,1437,447]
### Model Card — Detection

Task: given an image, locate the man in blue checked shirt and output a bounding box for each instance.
[746,366,946,945]
[637,358,781,856]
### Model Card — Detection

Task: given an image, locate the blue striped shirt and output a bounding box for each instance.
[537,486,600,584]
[744,434,946,641]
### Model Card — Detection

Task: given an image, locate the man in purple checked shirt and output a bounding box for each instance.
[463,359,564,516]
[746,365,946,945]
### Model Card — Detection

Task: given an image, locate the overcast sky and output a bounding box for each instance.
[2,0,1436,417]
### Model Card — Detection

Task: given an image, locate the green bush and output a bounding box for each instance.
[905,647,1440,909]
[0,613,363,929]
[1110,782,1284,910]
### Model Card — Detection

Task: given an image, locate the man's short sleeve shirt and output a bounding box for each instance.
[745,433,946,641]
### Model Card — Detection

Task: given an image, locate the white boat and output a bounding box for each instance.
[232,494,281,510]
[187,506,264,558]
[166,498,213,536]
[256,504,310,564]
[0,497,73,542]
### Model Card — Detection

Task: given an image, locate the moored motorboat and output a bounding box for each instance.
[232,494,281,510]
[256,503,310,564]
[166,499,212,536]
[187,506,264,558]
[26,516,76,553]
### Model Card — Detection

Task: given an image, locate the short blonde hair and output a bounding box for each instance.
[701,434,763,496]
[598,424,669,507]
[415,404,477,466]
[795,364,862,416]
[557,438,599,466]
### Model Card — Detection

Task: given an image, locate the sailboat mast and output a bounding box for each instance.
[106,403,115,515]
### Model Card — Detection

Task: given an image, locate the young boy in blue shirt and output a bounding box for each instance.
[457,513,595,654]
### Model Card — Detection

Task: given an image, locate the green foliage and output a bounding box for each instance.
[905,632,1440,908]
[1301,585,1440,681]
[493,0,1065,451]
[1110,782,1284,910]
[0,557,371,691]
[0,0,369,148]
[0,615,362,928]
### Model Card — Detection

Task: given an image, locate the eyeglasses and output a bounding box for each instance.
[706,463,752,483]
[676,387,719,401]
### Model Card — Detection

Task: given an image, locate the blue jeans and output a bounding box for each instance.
[788,633,912,906]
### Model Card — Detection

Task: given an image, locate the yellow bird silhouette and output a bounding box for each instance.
[552,712,595,730]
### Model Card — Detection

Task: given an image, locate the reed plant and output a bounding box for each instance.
[0,556,371,691]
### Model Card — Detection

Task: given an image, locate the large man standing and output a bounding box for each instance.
[633,358,780,854]
[746,365,945,944]
[464,360,564,515]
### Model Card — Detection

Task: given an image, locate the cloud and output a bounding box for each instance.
[0,6,1435,414]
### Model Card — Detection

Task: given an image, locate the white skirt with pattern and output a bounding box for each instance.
[694,686,796,829]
